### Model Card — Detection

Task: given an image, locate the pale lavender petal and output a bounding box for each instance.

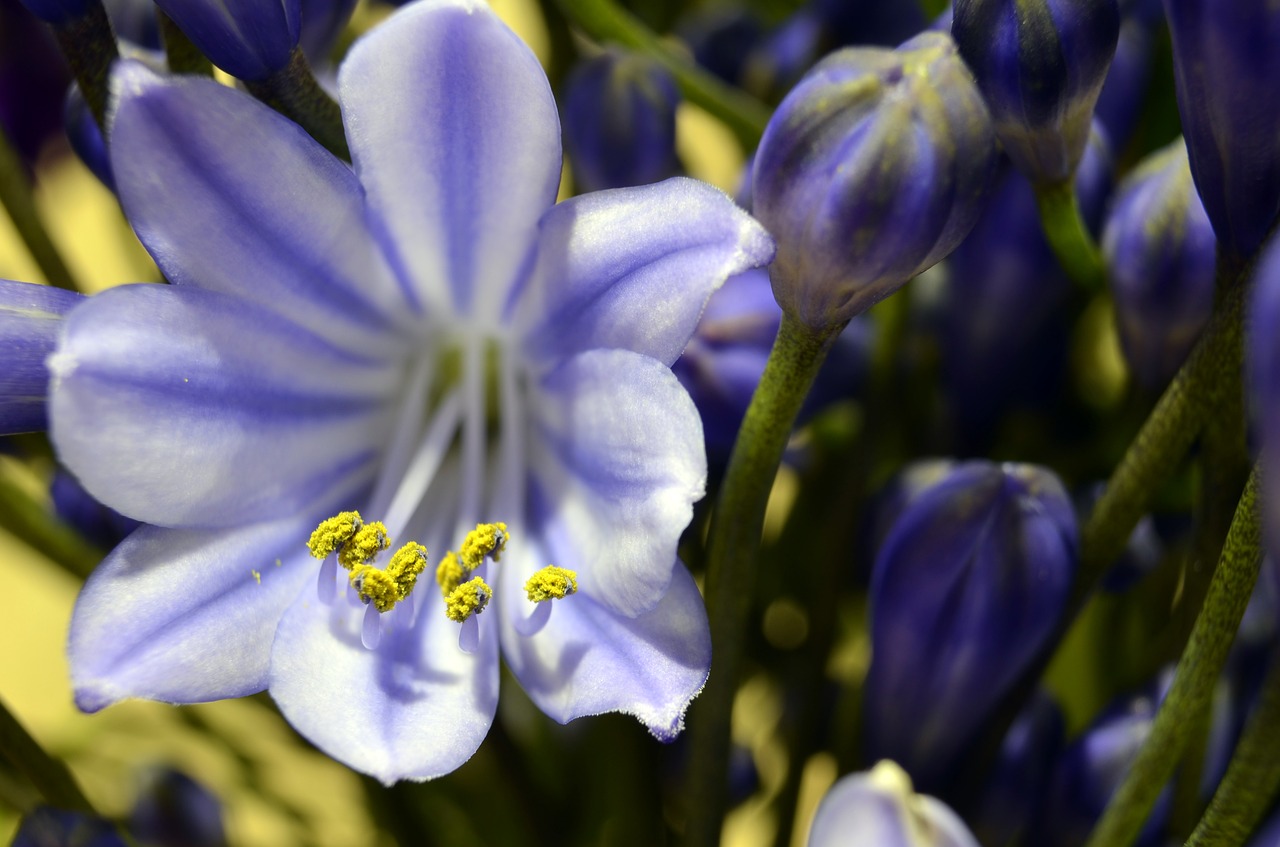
[69,516,315,712]
[269,580,500,784]
[338,0,560,319]
[808,764,981,847]
[109,61,413,357]
[49,284,396,528]
[0,281,81,433]
[527,349,705,617]
[513,178,775,368]
[499,541,710,739]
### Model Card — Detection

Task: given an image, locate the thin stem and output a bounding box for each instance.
[157,10,213,76]
[50,2,119,133]
[553,0,772,149]
[682,312,844,847]
[1084,466,1263,847]
[0,129,79,292]
[0,695,95,814]
[245,48,350,160]
[1186,649,1280,847]
[1034,180,1106,291]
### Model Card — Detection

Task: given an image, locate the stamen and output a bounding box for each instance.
[350,542,429,612]
[525,565,578,602]
[339,522,389,570]
[444,576,492,623]
[436,551,465,596]
[307,511,362,559]
[459,522,508,571]
[317,555,337,604]
[361,603,382,650]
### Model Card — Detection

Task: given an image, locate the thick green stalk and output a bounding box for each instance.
[1034,179,1106,291]
[50,2,118,133]
[0,695,94,814]
[1084,466,1263,847]
[1186,649,1280,847]
[0,130,78,292]
[552,0,772,149]
[157,10,213,76]
[683,312,843,847]
[246,48,350,160]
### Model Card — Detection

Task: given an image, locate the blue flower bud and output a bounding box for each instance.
[1250,809,1280,847]
[51,468,140,549]
[12,806,126,847]
[753,31,997,329]
[1093,15,1155,153]
[1075,483,1164,593]
[1166,0,1280,257]
[808,760,981,847]
[952,0,1120,184]
[64,84,112,190]
[0,0,70,166]
[561,50,681,194]
[16,0,92,25]
[154,0,301,81]
[129,767,224,847]
[812,0,928,48]
[1104,139,1215,391]
[678,9,764,87]
[104,0,159,49]
[863,461,1077,789]
[298,0,357,63]
[970,691,1065,847]
[740,10,825,102]
[1247,237,1280,492]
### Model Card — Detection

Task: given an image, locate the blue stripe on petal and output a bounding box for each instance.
[0,280,81,434]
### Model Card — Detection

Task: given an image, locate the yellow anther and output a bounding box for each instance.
[338,521,389,570]
[308,511,363,559]
[387,542,428,593]
[436,551,466,596]
[525,565,579,603]
[444,576,492,623]
[350,541,429,613]
[459,522,508,571]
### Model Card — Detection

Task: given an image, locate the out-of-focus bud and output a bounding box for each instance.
[16,0,92,24]
[970,691,1065,847]
[1075,482,1163,593]
[1104,139,1215,391]
[1093,15,1154,153]
[65,85,111,189]
[952,0,1120,185]
[753,31,997,330]
[857,458,956,584]
[740,10,825,102]
[813,0,928,48]
[808,760,981,847]
[672,267,872,463]
[863,461,1077,790]
[1166,0,1280,258]
[104,0,159,48]
[129,767,225,847]
[678,9,764,87]
[1032,672,1174,847]
[52,468,140,548]
[154,0,300,81]
[1,0,70,166]
[0,281,82,435]
[297,0,357,63]
[561,50,681,194]
[1247,237,1280,508]
[1250,808,1280,847]
[12,807,126,847]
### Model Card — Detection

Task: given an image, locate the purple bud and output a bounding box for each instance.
[561,50,681,194]
[863,461,1077,789]
[129,767,225,847]
[0,280,82,434]
[154,0,301,81]
[808,761,981,847]
[1247,237,1280,523]
[1093,15,1155,153]
[740,10,825,102]
[1075,482,1163,593]
[970,691,1065,847]
[16,0,92,24]
[297,0,357,64]
[678,9,764,87]
[812,0,928,48]
[1104,139,1215,391]
[753,31,997,329]
[104,0,159,49]
[1166,0,1280,258]
[12,807,126,847]
[953,0,1120,184]
[64,84,112,190]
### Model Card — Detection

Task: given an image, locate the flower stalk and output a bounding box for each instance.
[0,694,95,814]
[48,0,118,132]
[1034,180,1106,291]
[683,310,844,847]
[0,128,78,292]
[158,10,213,77]
[245,47,350,160]
[1083,464,1263,847]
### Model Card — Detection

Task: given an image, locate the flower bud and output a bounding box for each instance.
[1247,237,1280,503]
[808,760,981,847]
[863,461,1077,789]
[298,0,356,63]
[1166,0,1280,258]
[129,767,224,847]
[12,806,126,847]
[562,50,681,194]
[154,0,300,81]
[753,31,997,329]
[952,0,1119,185]
[1103,139,1215,391]
[970,691,1064,847]
[1093,14,1155,153]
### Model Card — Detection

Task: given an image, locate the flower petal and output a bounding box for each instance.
[69,517,315,712]
[499,542,709,740]
[269,578,500,784]
[0,281,81,434]
[49,283,396,528]
[527,349,706,617]
[338,0,560,319]
[513,178,775,369]
[109,61,412,357]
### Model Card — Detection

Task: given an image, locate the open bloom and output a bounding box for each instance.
[58,0,772,783]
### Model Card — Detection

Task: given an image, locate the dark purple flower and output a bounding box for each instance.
[11,807,125,847]
[154,0,300,80]
[129,767,225,847]
[970,691,1065,847]
[1093,14,1156,152]
[952,0,1120,184]
[753,31,997,329]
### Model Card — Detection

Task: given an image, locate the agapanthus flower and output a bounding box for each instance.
[59,0,772,783]
[807,760,980,847]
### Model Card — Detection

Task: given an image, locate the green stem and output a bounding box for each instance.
[0,129,79,292]
[0,695,94,814]
[245,48,350,160]
[50,2,119,133]
[682,312,843,847]
[1083,466,1263,847]
[553,0,772,149]
[1186,648,1280,847]
[0,471,104,581]
[157,10,213,76]
[1034,180,1106,291]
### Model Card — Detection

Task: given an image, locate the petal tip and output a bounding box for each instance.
[73,683,118,714]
